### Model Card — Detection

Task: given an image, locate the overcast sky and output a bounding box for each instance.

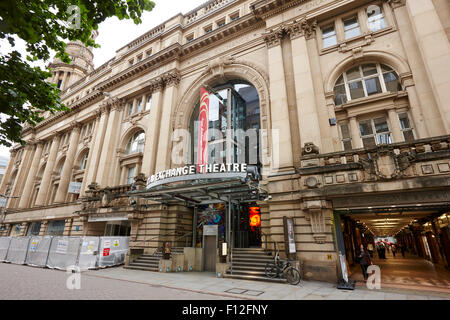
[0,0,207,160]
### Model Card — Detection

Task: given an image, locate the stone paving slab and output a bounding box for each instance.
[83,267,450,300]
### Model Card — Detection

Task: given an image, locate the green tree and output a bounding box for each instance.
[0,0,155,147]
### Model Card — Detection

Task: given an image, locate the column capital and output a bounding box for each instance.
[162,71,181,88]
[263,26,284,48]
[69,121,82,131]
[284,18,318,40]
[149,77,165,92]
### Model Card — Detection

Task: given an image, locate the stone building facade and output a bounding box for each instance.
[1,0,450,282]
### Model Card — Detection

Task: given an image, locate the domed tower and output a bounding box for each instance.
[48,30,98,90]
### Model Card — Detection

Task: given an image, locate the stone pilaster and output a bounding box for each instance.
[264,27,295,173]
[35,133,61,206]
[54,122,82,203]
[405,0,450,134]
[18,141,44,208]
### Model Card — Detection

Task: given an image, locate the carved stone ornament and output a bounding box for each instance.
[162,71,181,87]
[382,0,406,9]
[303,200,330,244]
[302,142,320,155]
[359,146,416,180]
[263,27,284,48]
[202,56,236,77]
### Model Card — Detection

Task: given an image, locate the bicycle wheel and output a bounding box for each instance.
[265,262,278,278]
[285,266,301,285]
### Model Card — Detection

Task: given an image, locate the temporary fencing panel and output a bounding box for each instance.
[98,237,129,268]
[77,237,101,270]
[0,237,11,262]
[46,237,82,270]
[25,236,53,267]
[0,235,129,269]
[5,237,31,264]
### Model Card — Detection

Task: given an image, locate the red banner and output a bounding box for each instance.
[198,88,209,172]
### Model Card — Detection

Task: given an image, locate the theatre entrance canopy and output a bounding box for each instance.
[128,164,264,206]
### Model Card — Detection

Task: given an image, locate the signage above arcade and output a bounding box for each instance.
[147,163,248,189]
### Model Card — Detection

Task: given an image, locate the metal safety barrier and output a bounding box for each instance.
[5,237,31,264]
[0,237,11,262]
[0,236,130,270]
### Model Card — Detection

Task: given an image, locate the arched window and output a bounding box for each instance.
[333,63,402,106]
[126,131,145,155]
[189,80,261,165]
[80,152,89,170]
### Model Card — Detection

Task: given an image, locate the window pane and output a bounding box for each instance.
[340,124,351,139]
[343,140,353,151]
[383,72,401,92]
[323,36,337,48]
[403,130,415,142]
[377,133,392,145]
[127,167,136,184]
[335,75,344,85]
[349,81,365,99]
[344,17,361,39]
[322,26,337,48]
[346,66,361,81]
[145,96,152,110]
[362,64,378,77]
[381,64,394,73]
[127,103,133,116]
[367,5,386,32]
[365,77,382,95]
[399,113,411,130]
[334,84,347,105]
[374,118,389,133]
[136,98,142,113]
[359,121,373,136]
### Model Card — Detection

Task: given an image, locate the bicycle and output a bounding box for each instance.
[264,250,301,285]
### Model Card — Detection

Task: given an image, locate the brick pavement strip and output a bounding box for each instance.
[1,263,450,300]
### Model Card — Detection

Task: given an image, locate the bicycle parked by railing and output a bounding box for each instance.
[264,250,301,285]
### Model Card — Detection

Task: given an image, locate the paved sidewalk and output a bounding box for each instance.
[84,267,450,300]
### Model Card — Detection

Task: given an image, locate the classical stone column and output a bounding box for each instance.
[35,133,61,206]
[54,123,81,203]
[8,143,35,208]
[82,106,110,193]
[0,150,17,194]
[349,117,363,149]
[285,19,324,153]
[400,74,428,138]
[96,98,124,186]
[143,80,164,176]
[155,72,180,172]
[391,0,446,136]
[61,71,69,90]
[405,0,450,133]
[18,141,44,208]
[263,27,295,173]
[387,108,404,143]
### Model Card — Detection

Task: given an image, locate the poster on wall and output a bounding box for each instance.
[283,217,296,255]
[68,181,82,194]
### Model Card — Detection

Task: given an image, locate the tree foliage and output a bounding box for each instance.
[0,0,155,147]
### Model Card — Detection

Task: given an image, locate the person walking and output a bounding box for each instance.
[391,243,396,257]
[400,243,406,258]
[367,242,374,258]
[356,244,372,280]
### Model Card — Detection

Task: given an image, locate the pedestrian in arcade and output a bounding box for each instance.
[356,244,372,280]
[391,243,396,257]
[400,243,406,258]
[367,242,374,258]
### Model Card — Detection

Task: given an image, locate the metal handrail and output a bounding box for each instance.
[261,231,277,256]
[149,230,194,255]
